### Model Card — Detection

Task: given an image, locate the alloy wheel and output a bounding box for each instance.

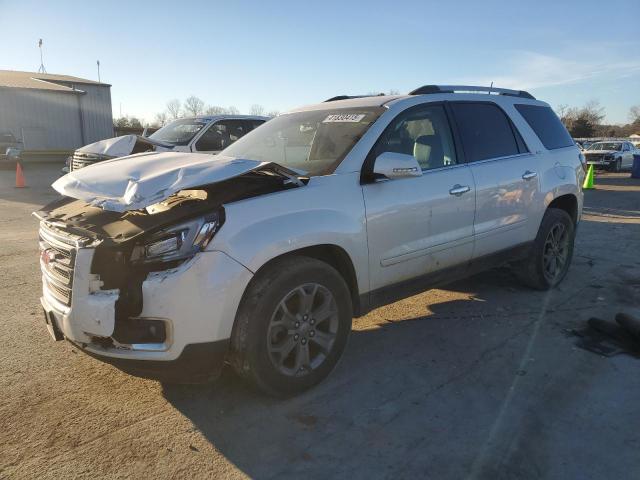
[543,223,570,283]
[267,283,339,377]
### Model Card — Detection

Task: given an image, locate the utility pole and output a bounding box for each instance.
[37,39,47,73]
[96,60,101,82]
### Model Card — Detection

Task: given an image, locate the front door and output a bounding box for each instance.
[363,104,476,291]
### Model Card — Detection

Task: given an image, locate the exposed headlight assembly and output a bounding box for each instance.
[132,212,222,264]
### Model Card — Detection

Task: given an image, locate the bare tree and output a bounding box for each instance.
[582,100,605,126]
[114,116,143,128]
[556,104,569,119]
[250,104,265,116]
[153,111,168,127]
[166,99,182,120]
[629,105,640,124]
[226,106,240,115]
[267,110,280,117]
[205,105,227,115]
[184,95,205,116]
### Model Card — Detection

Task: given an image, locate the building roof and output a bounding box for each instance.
[0,70,110,93]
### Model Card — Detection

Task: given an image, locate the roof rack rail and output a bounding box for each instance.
[324,93,385,102]
[409,85,535,100]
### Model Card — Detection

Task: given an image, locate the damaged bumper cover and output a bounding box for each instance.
[40,234,253,382]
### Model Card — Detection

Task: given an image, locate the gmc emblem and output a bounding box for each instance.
[41,249,57,266]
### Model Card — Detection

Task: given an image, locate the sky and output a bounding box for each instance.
[1,0,639,124]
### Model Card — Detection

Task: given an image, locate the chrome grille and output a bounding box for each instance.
[39,222,83,306]
[70,151,113,171]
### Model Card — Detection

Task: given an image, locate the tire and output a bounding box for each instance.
[515,208,575,290]
[613,158,622,172]
[230,256,352,397]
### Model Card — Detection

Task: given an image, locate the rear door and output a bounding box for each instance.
[449,102,540,258]
[362,104,476,290]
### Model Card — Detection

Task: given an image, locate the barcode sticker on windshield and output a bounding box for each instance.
[323,114,366,123]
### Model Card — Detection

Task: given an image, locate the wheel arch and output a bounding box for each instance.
[547,193,578,225]
[244,244,362,317]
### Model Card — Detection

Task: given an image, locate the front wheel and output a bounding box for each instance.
[230,256,352,396]
[515,208,575,290]
[613,158,622,172]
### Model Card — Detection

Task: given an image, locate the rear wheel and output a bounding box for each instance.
[230,256,352,396]
[515,208,575,290]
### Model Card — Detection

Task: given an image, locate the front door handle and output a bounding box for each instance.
[522,170,538,180]
[449,184,471,196]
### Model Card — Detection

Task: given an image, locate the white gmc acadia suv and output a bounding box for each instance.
[36,85,585,396]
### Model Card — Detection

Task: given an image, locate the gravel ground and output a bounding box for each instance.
[1,163,640,479]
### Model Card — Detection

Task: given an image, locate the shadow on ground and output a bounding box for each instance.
[161,263,640,479]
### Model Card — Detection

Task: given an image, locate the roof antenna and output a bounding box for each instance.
[488,81,494,95]
[96,60,101,82]
[37,39,47,73]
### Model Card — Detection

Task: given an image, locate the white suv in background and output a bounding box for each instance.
[37,85,584,396]
[69,115,268,171]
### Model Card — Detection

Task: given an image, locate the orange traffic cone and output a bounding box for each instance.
[15,162,26,188]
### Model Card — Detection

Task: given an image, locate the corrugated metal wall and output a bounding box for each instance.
[0,84,113,151]
[73,84,114,145]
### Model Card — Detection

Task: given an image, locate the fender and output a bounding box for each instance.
[209,172,370,295]
[539,161,584,226]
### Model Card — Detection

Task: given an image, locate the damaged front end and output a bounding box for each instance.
[37,153,305,380]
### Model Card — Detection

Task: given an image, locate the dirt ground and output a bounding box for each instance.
[1,163,639,479]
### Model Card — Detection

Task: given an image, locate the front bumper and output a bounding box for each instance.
[41,248,253,380]
[80,339,230,383]
[585,157,614,167]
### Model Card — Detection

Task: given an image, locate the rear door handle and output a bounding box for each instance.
[522,170,537,180]
[449,184,471,196]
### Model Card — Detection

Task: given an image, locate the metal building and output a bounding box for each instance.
[0,70,113,152]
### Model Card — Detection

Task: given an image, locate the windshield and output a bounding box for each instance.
[149,118,210,146]
[220,107,385,176]
[588,142,622,151]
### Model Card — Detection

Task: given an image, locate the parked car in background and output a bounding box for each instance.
[0,130,23,160]
[68,115,268,171]
[583,141,635,171]
[37,85,583,396]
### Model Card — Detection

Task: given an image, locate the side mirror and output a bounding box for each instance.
[5,147,22,162]
[373,152,422,179]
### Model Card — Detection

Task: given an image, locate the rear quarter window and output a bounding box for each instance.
[515,104,574,150]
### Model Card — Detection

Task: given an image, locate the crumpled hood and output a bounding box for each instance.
[52,152,269,212]
[77,135,173,157]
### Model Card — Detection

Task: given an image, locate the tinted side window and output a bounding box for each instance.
[515,104,574,150]
[450,103,519,162]
[195,120,254,151]
[195,124,226,151]
[374,104,458,171]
